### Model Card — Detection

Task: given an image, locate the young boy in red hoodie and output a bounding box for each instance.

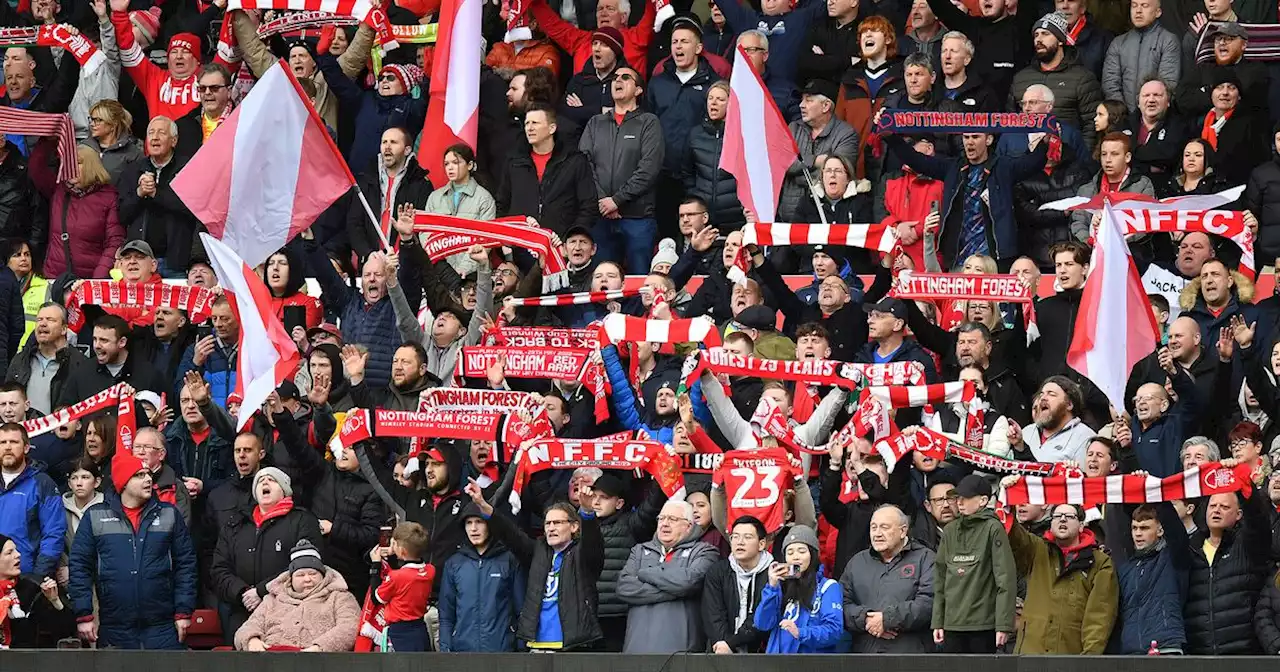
[370,522,434,651]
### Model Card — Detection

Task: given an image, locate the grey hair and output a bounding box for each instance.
[807,94,834,115]
[150,115,179,139]
[1180,436,1221,462]
[1025,83,1055,105]
[663,499,695,522]
[573,467,604,482]
[903,51,933,73]
[736,29,769,52]
[941,30,974,57]
[617,0,631,14]
[875,504,910,528]
[136,426,166,447]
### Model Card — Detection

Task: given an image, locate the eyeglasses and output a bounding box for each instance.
[616,72,637,82]
[741,46,767,54]
[657,514,689,524]
[678,211,707,219]
[492,269,517,278]
[89,116,106,124]
[544,518,573,527]
[1050,513,1080,522]
[197,84,226,93]
[821,167,848,175]
[928,494,960,504]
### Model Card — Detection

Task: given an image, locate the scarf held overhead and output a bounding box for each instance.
[485,325,601,349]
[874,426,1062,476]
[22,383,125,438]
[508,438,686,512]
[0,107,79,184]
[601,314,722,347]
[456,346,608,423]
[890,271,1033,302]
[227,0,398,50]
[0,25,103,71]
[1000,461,1255,507]
[65,281,217,332]
[874,109,1062,135]
[504,289,640,307]
[741,222,897,253]
[338,407,550,449]
[413,213,569,292]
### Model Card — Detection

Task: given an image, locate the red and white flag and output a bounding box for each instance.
[1068,201,1160,413]
[419,0,481,187]
[719,45,796,224]
[173,61,355,269]
[201,233,301,430]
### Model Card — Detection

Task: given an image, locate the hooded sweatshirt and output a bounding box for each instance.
[731,551,774,633]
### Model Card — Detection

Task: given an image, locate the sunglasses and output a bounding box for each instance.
[379,74,399,83]
[616,72,637,82]
[197,84,227,93]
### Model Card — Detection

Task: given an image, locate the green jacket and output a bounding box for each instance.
[1008,522,1118,654]
[931,507,1017,632]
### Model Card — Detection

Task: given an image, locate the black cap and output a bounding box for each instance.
[956,473,992,498]
[862,297,908,320]
[735,304,777,332]
[800,79,839,102]
[669,15,702,37]
[276,380,300,400]
[1211,67,1243,92]
[438,305,469,324]
[564,225,595,244]
[591,473,626,498]
[812,244,847,267]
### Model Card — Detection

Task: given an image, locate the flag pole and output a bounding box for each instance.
[355,188,394,250]
[801,164,830,227]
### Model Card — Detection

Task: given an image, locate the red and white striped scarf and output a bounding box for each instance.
[742,222,897,252]
[505,288,639,307]
[255,9,359,37]
[1000,462,1255,507]
[484,325,600,349]
[601,314,722,347]
[508,438,686,512]
[22,383,124,438]
[414,213,568,292]
[228,0,398,50]
[874,426,1063,476]
[65,281,217,332]
[0,107,78,184]
[696,347,860,390]
[419,216,523,262]
[864,382,983,447]
[0,25,104,72]
[842,361,926,386]
[503,0,533,42]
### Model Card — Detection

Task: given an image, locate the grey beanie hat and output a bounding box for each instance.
[782,524,820,553]
[288,539,325,575]
[253,467,293,502]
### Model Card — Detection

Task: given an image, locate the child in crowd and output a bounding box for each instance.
[370,522,435,652]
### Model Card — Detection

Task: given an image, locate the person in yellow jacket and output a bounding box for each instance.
[6,240,48,348]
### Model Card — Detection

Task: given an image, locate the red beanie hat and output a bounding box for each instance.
[111,445,148,494]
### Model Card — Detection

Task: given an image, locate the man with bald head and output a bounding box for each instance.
[840,505,936,652]
[1143,231,1215,319]
[1119,338,1204,477]
[1126,314,1218,416]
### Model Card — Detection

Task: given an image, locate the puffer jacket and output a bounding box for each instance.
[682,117,745,230]
[68,496,197,632]
[840,541,936,653]
[616,526,720,653]
[560,62,617,129]
[1184,490,1272,654]
[1253,574,1280,654]
[307,239,400,389]
[1009,524,1118,654]
[0,460,64,576]
[597,482,667,618]
[0,147,46,259]
[29,139,122,279]
[1101,23,1181,111]
[233,567,361,651]
[777,118,859,222]
[1013,156,1094,269]
[1115,504,1189,654]
[1245,145,1280,264]
[1179,272,1258,347]
[437,539,526,652]
[1008,49,1104,148]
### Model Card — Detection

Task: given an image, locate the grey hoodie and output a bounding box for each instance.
[389,257,494,383]
[730,550,774,634]
[616,524,720,653]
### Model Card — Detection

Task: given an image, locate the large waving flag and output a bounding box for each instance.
[174,60,355,269]
[719,45,797,223]
[1067,201,1160,413]
[201,233,301,430]
[419,0,481,187]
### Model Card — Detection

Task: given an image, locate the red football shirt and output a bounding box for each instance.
[375,562,435,624]
[713,447,802,533]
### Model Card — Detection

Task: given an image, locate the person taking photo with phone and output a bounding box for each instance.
[753,525,844,654]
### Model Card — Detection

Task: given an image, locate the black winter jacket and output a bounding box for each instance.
[116,153,200,270]
[1013,158,1094,269]
[578,108,664,219]
[1030,287,1083,382]
[496,138,597,237]
[5,341,91,411]
[597,481,666,618]
[923,0,1036,100]
[700,555,771,652]
[1184,490,1271,654]
[821,464,912,578]
[1131,112,1192,193]
[0,149,45,261]
[1245,152,1280,265]
[560,63,618,130]
[682,117,745,230]
[1253,572,1280,654]
[346,159,432,260]
[1204,110,1270,187]
[648,57,718,173]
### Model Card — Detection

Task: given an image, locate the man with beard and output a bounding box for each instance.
[999,493,1118,654]
[57,313,166,405]
[911,477,958,551]
[922,0,1036,102]
[1184,463,1270,654]
[177,296,240,409]
[1009,13,1104,148]
[347,127,431,260]
[1113,503,1190,654]
[1177,22,1269,118]
[389,244,492,381]
[841,504,936,653]
[5,302,89,415]
[1181,258,1256,346]
[1131,78,1191,192]
[904,316,1030,426]
[117,118,201,277]
[347,341,438,416]
[1009,375,1095,464]
[175,63,234,157]
[308,244,401,389]
[0,422,63,582]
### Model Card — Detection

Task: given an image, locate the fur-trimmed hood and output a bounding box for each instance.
[1178,270,1254,312]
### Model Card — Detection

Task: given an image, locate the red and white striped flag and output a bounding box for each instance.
[742,222,897,253]
[601,314,722,347]
[419,0,480,187]
[719,45,796,223]
[1000,462,1253,508]
[173,61,355,269]
[1067,201,1160,413]
[200,233,301,430]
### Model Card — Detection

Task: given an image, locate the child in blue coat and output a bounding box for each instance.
[753,525,844,654]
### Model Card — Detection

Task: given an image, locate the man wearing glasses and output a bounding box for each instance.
[999,486,1119,655]
[176,63,234,157]
[912,477,959,551]
[132,426,193,528]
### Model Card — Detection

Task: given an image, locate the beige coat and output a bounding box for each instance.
[234,567,361,651]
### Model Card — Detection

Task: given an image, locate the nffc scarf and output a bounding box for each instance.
[508,438,686,513]
[0,107,78,184]
[22,383,125,438]
[696,347,861,390]
[873,426,1063,477]
[66,281,217,333]
[418,217,524,263]
[485,325,601,349]
[864,382,982,447]
[504,288,640,307]
[256,10,359,37]
[228,0,399,51]
[457,346,608,423]
[338,408,552,473]
[601,314,722,347]
[1098,207,1255,275]
[749,395,820,454]
[418,387,553,459]
[742,223,897,254]
[874,109,1062,135]
[890,270,1033,303]
[414,213,569,292]
[1195,22,1280,64]
[1001,461,1255,508]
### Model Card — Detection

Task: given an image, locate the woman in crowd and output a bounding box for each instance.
[30,143,123,282]
[423,144,496,279]
[1159,138,1232,198]
[1092,100,1129,160]
[83,100,142,184]
[264,247,323,332]
[753,525,843,653]
[82,415,116,491]
[682,80,744,231]
[234,540,360,652]
[5,240,45,348]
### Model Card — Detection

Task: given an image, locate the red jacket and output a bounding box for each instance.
[879,170,943,273]
[530,0,654,74]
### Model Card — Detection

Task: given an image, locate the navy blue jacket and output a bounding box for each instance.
[886,134,1049,266]
[648,57,718,174]
[1114,504,1189,654]
[1128,366,1203,478]
[437,541,527,651]
[0,460,65,576]
[318,54,427,174]
[306,240,402,389]
[68,497,197,627]
[852,338,940,384]
[715,0,827,95]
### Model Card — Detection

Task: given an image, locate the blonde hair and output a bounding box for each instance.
[88,99,132,140]
[75,144,111,189]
